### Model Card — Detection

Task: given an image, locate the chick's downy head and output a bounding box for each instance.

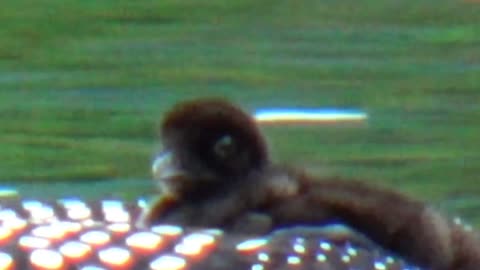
[153,98,269,199]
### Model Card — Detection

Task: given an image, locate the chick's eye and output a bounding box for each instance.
[213,135,236,159]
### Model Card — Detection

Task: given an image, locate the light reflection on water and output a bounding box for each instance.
[254,108,367,124]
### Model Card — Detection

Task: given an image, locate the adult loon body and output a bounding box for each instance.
[0,198,422,270]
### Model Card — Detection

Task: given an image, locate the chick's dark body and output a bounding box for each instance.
[143,98,480,270]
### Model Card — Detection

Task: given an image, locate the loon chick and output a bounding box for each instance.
[143,98,480,270]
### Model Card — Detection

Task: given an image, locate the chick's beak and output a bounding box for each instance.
[152,151,189,196]
[152,151,185,180]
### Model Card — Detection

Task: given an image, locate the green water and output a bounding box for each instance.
[0,0,479,224]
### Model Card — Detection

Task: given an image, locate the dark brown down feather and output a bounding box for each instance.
[143,98,480,270]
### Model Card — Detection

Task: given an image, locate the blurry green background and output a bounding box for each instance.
[1,1,479,224]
